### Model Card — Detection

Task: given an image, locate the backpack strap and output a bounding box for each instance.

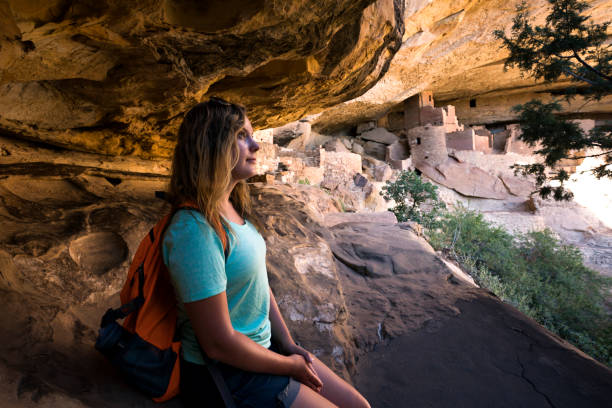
[204,359,237,408]
[171,204,235,407]
[100,264,145,328]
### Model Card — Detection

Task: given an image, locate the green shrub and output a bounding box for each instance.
[430,206,612,366]
[380,170,446,229]
[428,206,524,277]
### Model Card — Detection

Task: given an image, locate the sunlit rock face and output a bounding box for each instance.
[312,0,612,132]
[0,0,404,157]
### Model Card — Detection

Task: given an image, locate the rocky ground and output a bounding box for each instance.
[1,147,611,406]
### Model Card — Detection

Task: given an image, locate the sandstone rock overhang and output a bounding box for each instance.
[0,0,405,157]
[311,0,612,133]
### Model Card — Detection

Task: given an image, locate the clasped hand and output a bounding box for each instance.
[283,343,323,393]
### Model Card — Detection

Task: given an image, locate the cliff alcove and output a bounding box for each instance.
[1,0,612,407]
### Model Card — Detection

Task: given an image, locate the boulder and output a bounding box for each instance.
[499,174,535,197]
[364,141,387,161]
[320,150,363,175]
[352,143,365,155]
[340,137,353,150]
[418,159,509,200]
[274,121,312,146]
[323,211,397,228]
[360,128,400,145]
[323,138,350,153]
[354,173,368,188]
[286,130,329,151]
[374,164,393,182]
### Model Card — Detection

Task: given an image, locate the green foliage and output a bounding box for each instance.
[494,0,612,200]
[298,178,310,185]
[430,206,612,366]
[428,206,524,276]
[494,0,611,88]
[380,170,446,228]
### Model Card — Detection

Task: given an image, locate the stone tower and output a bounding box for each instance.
[407,124,447,167]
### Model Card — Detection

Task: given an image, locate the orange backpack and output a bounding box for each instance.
[95,208,186,401]
[95,204,235,405]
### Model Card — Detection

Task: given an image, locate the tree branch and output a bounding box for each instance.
[568,149,612,159]
[563,67,601,87]
[572,50,612,82]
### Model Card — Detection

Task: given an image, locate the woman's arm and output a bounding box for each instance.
[268,289,294,350]
[268,289,314,365]
[184,291,322,391]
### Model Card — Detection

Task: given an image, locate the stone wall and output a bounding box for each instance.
[504,124,536,155]
[404,91,435,129]
[474,134,491,153]
[443,91,612,126]
[446,128,475,151]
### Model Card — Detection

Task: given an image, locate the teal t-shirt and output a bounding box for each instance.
[162,209,271,364]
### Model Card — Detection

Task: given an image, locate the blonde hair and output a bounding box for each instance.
[168,98,253,251]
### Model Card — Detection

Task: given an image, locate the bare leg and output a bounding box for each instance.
[290,356,370,408]
[312,356,370,408]
[290,384,339,408]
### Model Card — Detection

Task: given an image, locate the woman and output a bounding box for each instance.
[162,98,371,407]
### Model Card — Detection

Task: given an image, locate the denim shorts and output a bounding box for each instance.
[180,347,301,407]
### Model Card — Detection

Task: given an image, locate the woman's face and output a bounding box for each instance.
[231,116,260,182]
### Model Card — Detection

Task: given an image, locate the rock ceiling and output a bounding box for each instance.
[0,0,404,157]
[0,0,611,157]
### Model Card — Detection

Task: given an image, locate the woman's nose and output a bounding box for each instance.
[249,137,260,152]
